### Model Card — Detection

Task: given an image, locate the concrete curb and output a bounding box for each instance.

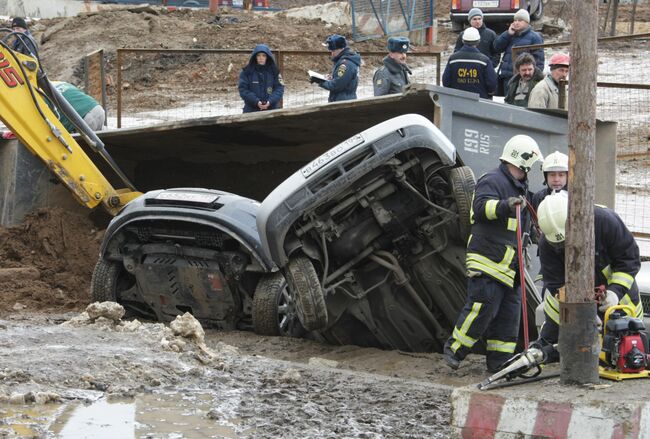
[450,385,650,438]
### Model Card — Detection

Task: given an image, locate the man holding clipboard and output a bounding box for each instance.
[309,35,361,102]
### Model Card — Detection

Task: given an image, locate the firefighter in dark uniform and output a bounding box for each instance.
[373,37,412,96]
[442,27,497,99]
[317,34,361,103]
[531,151,568,210]
[444,135,543,372]
[532,192,643,361]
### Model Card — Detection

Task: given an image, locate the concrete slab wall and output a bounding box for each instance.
[0,0,116,19]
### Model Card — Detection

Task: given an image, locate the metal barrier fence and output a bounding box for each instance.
[114,48,441,128]
[84,49,107,113]
[512,34,650,239]
[350,0,434,41]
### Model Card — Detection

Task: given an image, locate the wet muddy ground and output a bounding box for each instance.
[0,309,492,438]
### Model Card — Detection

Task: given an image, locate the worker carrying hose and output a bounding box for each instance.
[444,135,543,373]
[530,191,643,361]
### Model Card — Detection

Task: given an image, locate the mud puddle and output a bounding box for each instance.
[0,309,466,438]
[2,391,252,438]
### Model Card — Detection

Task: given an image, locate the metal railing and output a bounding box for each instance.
[114,47,441,127]
[84,49,107,126]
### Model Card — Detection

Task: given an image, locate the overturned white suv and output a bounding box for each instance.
[257,115,476,351]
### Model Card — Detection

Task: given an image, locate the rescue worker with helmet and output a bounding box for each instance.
[531,151,568,210]
[444,135,543,372]
[532,191,643,362]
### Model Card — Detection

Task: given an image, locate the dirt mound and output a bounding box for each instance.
[30,6,386,86]
[0,208,102,314]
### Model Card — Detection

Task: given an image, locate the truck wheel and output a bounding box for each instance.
[451,21,463,33]
[253,272,304,337]
[285,255,328,331]
[450,166,476,243]
[90,258,131,302]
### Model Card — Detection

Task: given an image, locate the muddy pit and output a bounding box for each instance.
[0,207,493,437]
[2,1,649,436]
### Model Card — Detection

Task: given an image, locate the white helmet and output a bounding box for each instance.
[542,151,569,173]
[537,191,568,243]
[462,27,481,43]
[499,134,543,173]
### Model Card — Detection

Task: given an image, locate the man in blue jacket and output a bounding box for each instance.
[443,27,497,99]
[318,35,361,102]
[238,44,284,113]
[10,17,38,59]
[493,9,544,96]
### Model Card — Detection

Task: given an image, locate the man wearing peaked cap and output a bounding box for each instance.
[453,8,500,68]
[443,27,497,99]
[314,34,361,102]
[373,36,412,96]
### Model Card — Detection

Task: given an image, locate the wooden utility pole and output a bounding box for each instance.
[560,0,600,385]
[609,0,619,36]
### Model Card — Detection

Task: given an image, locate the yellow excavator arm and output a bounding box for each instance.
[0,39,141,216]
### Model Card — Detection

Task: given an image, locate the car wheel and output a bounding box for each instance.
[91,258,131,302]
[530,0,543,21]
[285,255,328,331]
[450,166,476,243]
[253,272,304,337]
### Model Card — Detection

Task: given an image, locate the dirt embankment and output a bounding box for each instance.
[0,209,101,315]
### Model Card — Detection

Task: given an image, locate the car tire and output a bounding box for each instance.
[530,0,543,21]
[253,272,304,337]
[450,166,476,243]
[91,258,123,302]
[285,255,328,331]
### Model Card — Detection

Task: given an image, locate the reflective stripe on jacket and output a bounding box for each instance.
[539,206,642,317]
[466,163,531,287]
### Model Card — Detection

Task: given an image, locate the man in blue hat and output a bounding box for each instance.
[314,34,361,102]
[453,8,500,68]
[373,36,412,96]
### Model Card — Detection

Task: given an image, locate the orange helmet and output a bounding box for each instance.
[549,53,570,68]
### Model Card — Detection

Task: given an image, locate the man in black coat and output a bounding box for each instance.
[504,53,545,107]
[443,27,497,99]
[453,8,500,68]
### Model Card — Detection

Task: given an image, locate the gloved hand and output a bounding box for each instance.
[598,289,619,313]
[507,196,526,213]
[309,77,317,84]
